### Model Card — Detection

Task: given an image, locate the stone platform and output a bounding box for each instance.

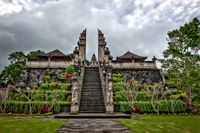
[54,113,131,119]
[57,119,133,133]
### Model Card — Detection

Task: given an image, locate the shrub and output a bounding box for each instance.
[112,74,124,79]
[50,82,57,90]
[135,92,150,101]
[164,91,173,99]
[112,74,124,83]
[60,84,71,90]
[20,95,28,102]
[39,84,49,90]
[176,92,187,100]
[120,100,187,114]
[193,103,200,113]
[113,82,126,92]
[65,65,75,74]
[0,101,70,114]
[66,95,71,102]
[114,94,124,103]
[44,75,51,83]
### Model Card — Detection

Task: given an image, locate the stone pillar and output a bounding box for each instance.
[48,57,51,67]
[98,29,106,64]
[105,68,114,113]
[70,78,79,114]
[78,29,86,63]
[73,46,79,66]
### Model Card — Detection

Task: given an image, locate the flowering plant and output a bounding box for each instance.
[40,106,49,114]
[132,107,141,114]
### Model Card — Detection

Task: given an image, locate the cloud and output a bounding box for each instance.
[0,0,200,71]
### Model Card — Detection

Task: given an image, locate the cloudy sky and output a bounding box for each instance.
[0,0,200,71]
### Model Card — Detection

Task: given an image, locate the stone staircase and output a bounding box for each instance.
[79,67,105,113]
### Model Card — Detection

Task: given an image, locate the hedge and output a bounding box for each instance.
[120,100,187,114]
[12,90,71,102]
[0,101,70,114]
[39,83,71,90]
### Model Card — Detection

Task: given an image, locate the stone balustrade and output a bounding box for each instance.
[99,66,114,113]
[70,67,85,114]
[111,61,156,69]
[26,60,74,68]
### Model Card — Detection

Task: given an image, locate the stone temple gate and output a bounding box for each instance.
[23,29,163,114]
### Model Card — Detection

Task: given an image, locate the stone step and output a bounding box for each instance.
[79,110,106,113]
[80,103,104,106]
[80,67,105,113]
[81,92,102,94]
[81,99,104,103]
[82,89,102,91]
[80,98,104,101]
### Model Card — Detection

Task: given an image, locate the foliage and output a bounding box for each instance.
[38,83,71,91]
[39,84,49,90]
[65,65,75,74]
[114,93,124,103]
[112,74,125,83]
[60,83,71,91]
[120,100,187,114]
[50,82,57,90]
[66,95,71,102]
[160,18,200,107]
[135,92,150,101]
[0,101,70,114]
[8,51,26,64]
[27,50,45,60]
[0,50,46,86]
[0,63,24,85]
[113,82,127,92]
[121,115,200,133]
[44,75,51,83]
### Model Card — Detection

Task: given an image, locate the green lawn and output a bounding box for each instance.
[0,118,65,133]
[121,115,200,133]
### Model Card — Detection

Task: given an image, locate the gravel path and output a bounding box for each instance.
[57,119,133,133]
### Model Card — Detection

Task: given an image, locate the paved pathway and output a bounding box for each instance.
[57,119,133,133]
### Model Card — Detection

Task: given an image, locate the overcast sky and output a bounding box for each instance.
[0,0,200,71]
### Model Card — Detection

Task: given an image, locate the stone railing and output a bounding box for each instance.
[99,66,114,113]
[111,61,156,69]
[26,60,74,68]
[70,66,85,114]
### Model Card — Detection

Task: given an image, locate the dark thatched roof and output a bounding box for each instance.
[117,51,147,61]
[41,49,67,57]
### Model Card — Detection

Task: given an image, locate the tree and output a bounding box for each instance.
[0,62,24,85]
[0,50,45,86]
[161,18,200,108]
[27,50,45,60]
[8,51,26,64]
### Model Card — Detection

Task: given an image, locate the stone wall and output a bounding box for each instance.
[112,69,163,83]
[18,68,65,89]
[111,61,156,69]
[26,60,74,68]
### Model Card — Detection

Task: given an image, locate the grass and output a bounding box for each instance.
[0,118,65,133]
[121,115,200,133]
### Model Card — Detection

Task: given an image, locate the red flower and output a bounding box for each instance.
[65,73,72,81]
[133,107,141,113]
[40,106,49,114]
